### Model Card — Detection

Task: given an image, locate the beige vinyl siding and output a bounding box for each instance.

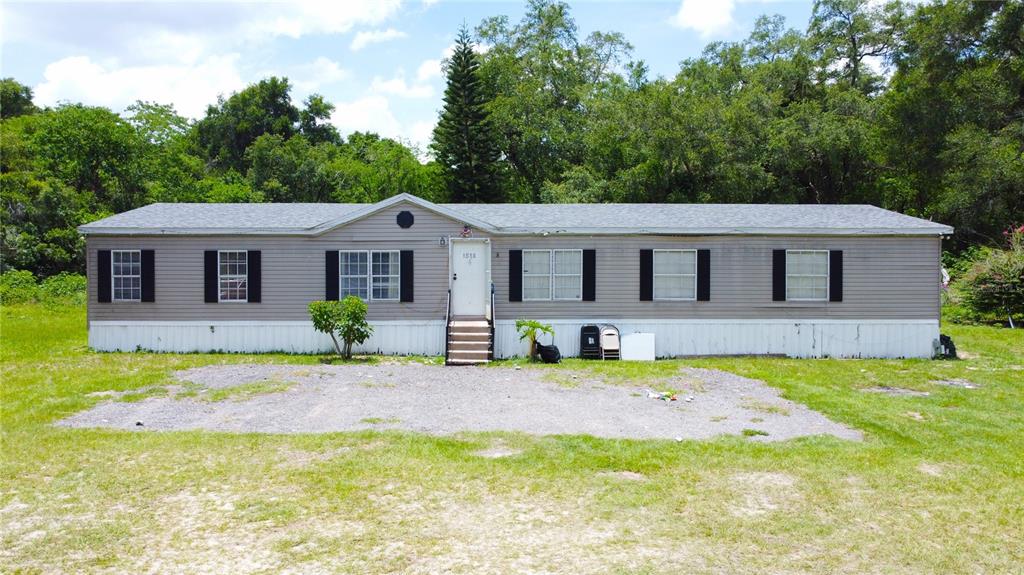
[491,235,940,320]
[87,204,474,321]
[87,200,941,323]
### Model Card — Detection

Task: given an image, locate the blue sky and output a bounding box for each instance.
[1,1,813,154]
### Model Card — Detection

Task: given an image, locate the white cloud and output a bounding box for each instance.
[350,28,407,51]
[330,96,436,160]
[408,120,436,155]
[416,58,442,82]
[669,0,736,37]
[292,57,351,93]
[371,71,434,99]
[243,0,401,40]
[331,95,403,138]
[422,0,440,8]
[33,54,245,119]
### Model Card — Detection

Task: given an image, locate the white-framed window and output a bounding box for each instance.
[522,249,582,301]
[339,251,369,300]
[218,250,248,302]
[371,251,401,301]
[786,250,829,301]
[653,249,697,300]
[111,250,141,302]
[339,250,400,301]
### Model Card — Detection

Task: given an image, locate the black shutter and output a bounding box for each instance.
[772,249,786,301]
[639,249,653,301]
[697,249,710,301]
[204,251,218,303]
[247,250,261,303]
[97,250,111,303]
[325,251,339,300]
[829,250,843,302]
[141,249,155,302]
[508,250,522,302]
[582,249,596,301]
[400,250,414,302]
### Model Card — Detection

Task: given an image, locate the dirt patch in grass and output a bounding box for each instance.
[931,378,979,389]
[863,386,931,397]
[916,462,947,477]
[727,472,800,517]
[597,471,648,481]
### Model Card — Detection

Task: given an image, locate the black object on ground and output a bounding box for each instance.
[536,343,561,364]
[939,334,957,359]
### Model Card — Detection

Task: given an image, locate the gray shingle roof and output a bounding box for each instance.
[80,203,364,232]
[443,203,952,234]
[79,195,952,236]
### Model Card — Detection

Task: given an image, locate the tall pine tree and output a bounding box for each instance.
[431,26,503,203]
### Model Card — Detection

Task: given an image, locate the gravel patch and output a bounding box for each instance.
[57,364,861,441]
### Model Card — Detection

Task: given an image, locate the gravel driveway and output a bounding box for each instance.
[58,363,861,441]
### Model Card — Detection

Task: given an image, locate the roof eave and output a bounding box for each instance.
[79,225,954,237]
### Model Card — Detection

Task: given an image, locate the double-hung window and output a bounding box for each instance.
[111,250,141,302]
[786,250,828,301]
[340,251,369,300]
[339,250,400,301]
[371,251,400,301]
[653,249,697,300]
[522,249,582,301]
[218,250,248,302]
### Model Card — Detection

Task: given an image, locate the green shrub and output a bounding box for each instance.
[308,296,373,359]
[0,270,38,304]
[39,272,87,304]
[959,228,1024,326]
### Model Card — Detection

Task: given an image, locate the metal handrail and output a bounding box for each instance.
[488,282,495,360]
[444,288,451,364]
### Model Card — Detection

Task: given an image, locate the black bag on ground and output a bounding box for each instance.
[536,343,561,364]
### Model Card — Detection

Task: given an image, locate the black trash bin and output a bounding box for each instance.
[580,325,601,359]
[536,343,561,364]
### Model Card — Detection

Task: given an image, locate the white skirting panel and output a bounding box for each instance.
[89,320,446,355]
[493,319,940,359]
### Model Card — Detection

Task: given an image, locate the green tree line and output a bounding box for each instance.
[2,0,1022,278]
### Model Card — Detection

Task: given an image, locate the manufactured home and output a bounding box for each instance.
[79,193,952,362]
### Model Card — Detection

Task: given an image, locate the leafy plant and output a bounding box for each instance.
[0,270,37,304]
[39,272,86,304]
[308,296,373,359]
[515,319,553,361]
[959,227,1024,327]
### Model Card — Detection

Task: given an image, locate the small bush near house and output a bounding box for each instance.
[959,227,1024,327]
[308,296,373,359]
[515,319,553,361]
[0,270,39,304]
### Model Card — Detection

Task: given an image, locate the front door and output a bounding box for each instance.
[450,239,489,317]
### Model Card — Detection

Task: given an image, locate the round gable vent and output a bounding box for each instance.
[397,211,414,228]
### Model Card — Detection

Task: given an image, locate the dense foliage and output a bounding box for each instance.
[0,270,86,305]
[958,228,1024,325]
[1,0,1021,279]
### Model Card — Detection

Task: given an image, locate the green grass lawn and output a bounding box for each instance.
[2,303,1022,574]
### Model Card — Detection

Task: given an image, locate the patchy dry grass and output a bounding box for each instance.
[2,303,1023,573]
[202,378,296,402]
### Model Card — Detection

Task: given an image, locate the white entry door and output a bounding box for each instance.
[450,239,489,317]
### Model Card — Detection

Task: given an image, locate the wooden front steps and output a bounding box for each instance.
[447,318,492,365]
